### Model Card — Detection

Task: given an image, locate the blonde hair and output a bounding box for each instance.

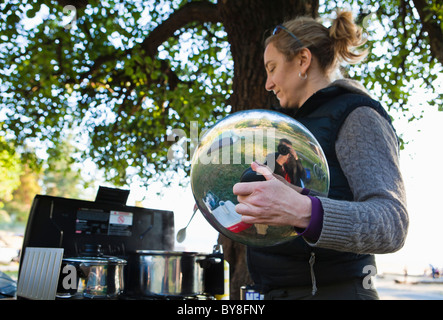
[265,10,368,74]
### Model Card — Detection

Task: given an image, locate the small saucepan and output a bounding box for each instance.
[134,250,222,297]
[56,246,126,299]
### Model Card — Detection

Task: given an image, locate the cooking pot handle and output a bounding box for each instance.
[197,257,222,269]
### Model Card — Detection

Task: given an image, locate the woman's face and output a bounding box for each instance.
[264,43,305,109]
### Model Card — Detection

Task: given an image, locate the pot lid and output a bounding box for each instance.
[63,255,127,265]
[135,250,208,256]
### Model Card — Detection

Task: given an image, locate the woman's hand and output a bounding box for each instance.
[233,161,312,228]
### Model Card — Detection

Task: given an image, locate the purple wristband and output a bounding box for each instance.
[296,195,324,242]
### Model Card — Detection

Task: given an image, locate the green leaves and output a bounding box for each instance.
[0,137,23,203]
[0,0,231,187]
[323,0,442,121]
[1,0,441,188]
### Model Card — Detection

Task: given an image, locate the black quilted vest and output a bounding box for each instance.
[247,85,395,292]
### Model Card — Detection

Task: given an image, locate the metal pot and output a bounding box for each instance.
[56,251,126,299]
[135,250,218,297]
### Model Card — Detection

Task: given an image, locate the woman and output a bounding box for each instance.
[233,11,409,300]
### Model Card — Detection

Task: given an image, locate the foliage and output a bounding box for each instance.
[42,135,88,199]
[1,0,231,187]
[1,0,442,189]
[320,0,443,120]
[0,137,88,223]
[1,165,42,222]
[0,136,23,221]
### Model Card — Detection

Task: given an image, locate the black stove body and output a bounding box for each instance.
[21,187,174,256]
[19,187,216,299]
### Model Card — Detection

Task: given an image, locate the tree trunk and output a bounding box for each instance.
[217,0,319,299]
[412,0,443,65]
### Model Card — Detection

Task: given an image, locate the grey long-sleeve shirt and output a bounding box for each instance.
[309,104,409,254]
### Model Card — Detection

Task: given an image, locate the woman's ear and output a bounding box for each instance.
[297,48,312,74]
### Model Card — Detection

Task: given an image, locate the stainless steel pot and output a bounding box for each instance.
[136,250,214,297]
[56,254,127,299]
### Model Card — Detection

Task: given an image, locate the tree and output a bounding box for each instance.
[0,136,23,222]
[0,137,43,223]
[345,0,443,119]
[0,137,89,224]
[42,136,88,199]
[2,164,42,223]
[412,0,443,64]
[1,0,442,298]
[1,0,442,185]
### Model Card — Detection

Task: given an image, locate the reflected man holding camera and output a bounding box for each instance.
[270,138,305,187]
[240,138,306,188]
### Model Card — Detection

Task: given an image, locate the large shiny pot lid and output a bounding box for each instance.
[63,256,127,265]
[135,250,209,256]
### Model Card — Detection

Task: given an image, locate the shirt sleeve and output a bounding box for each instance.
[297,195,324,242]
[305,107,409,254]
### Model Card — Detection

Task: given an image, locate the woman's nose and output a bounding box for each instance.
[265,77,274,92]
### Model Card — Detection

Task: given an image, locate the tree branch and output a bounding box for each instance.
[140,0,221,56]
[75,1,221,87]
[412,0,443,65]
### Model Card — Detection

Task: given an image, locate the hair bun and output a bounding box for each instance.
[329,10,367,64]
